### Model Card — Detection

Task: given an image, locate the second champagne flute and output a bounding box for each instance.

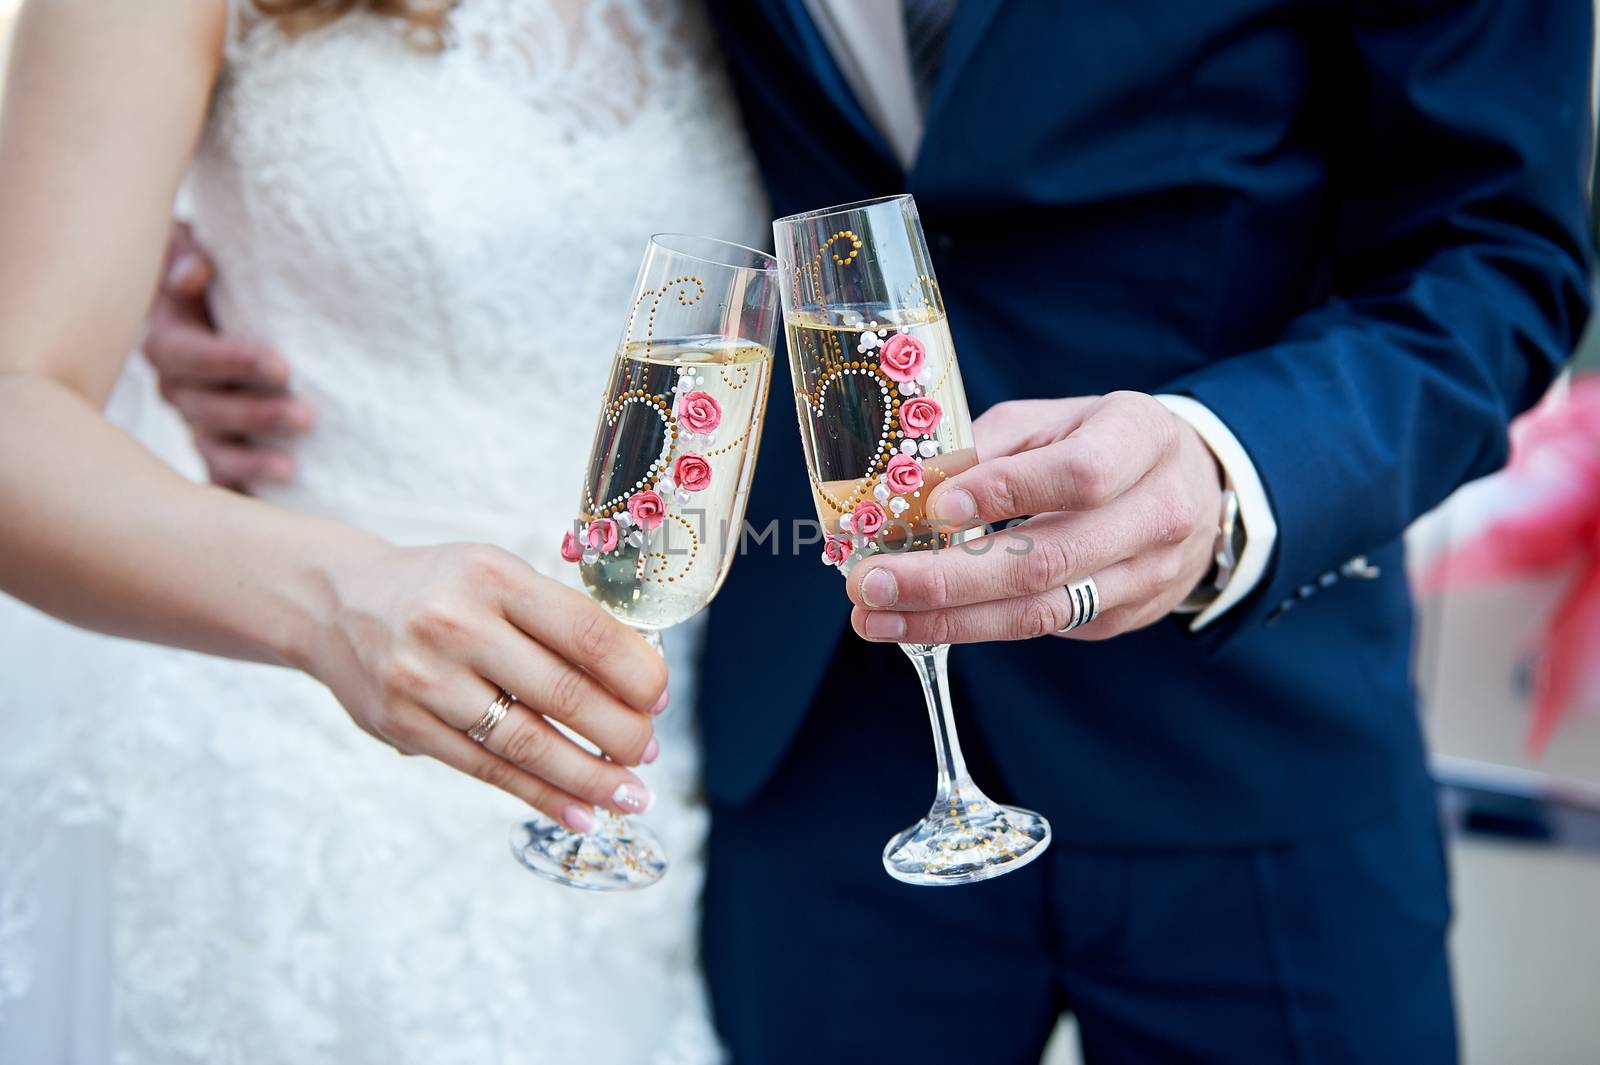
[510,233,778,891]
[774,195,1051,886]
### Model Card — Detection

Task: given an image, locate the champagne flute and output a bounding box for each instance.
[773,195,1051,886]
[511,233,778,890]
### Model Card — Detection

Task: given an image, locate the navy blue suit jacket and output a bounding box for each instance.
[698,0,1594,847]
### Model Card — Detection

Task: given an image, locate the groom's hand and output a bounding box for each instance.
[143,222,314,490]
[845,392,1222,642]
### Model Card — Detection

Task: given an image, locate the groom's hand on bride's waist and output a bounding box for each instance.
[845,392,1223,643]
[144,222,315,491]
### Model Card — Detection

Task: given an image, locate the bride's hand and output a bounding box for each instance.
[306,541,667,832]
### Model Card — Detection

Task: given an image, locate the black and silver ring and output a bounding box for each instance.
[1058,577,1101,633]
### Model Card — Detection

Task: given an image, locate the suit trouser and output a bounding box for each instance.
[702,635,1456,1065]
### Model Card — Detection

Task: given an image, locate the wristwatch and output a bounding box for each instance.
[1176,488,1244,613]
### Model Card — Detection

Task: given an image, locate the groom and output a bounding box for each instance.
[148,1,1593,1061]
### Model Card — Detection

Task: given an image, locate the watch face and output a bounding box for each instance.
[1182,490,1245,612]
[1214,490,1242,588]
[1227,512,1247,559]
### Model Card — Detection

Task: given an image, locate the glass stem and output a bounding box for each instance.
[900,642,971,805]
[582,626,666,833]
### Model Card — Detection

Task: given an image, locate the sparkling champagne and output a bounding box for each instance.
[785,308,977,562]
[574,336,771,629]
[773,195,1051,889]
[522,234,779,892]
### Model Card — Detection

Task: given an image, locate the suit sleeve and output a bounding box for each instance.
[1164,0,1595,634]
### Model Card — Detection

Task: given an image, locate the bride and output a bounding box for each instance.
[0,0,768,1061]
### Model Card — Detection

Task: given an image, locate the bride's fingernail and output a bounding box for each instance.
[612,782,654,814]
[650,689,670,715]
[641,737,660,765]
[562,804,598,833]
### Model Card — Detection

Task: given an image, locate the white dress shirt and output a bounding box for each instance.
[805,0,1278,628]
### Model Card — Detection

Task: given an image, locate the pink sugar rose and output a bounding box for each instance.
[680,391,723,434]
[559,529,584,563]
[626,489,666,530]
[884,453,924,495]
[822,533,853,566]
[673,452,713,492]
[899,395,942,436]
[852,499,887,538]
[878,333,927,383]
[585,518,619,554]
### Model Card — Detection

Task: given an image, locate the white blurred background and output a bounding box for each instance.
[1,4,1596,1062]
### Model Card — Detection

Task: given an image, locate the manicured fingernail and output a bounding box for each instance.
[650,688,670,715]
[254,351,292,387]
[864,612,906,640]
[562,804,598,833]
[861,568,897,608]
[932,488,976,524]
[641,737,660,765]
[285,403,316,432]
[612,782,654,814]
[166,252,202,290]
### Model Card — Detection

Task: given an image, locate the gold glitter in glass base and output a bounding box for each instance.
[882,788,1051,887]
[511,813,668,892]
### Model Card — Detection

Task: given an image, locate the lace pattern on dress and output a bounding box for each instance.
[1,1,764,1061]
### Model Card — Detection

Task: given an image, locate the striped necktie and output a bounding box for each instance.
[904,0,958,112]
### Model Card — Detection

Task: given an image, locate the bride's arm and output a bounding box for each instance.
[0,0,323,656]
[0,0,667,830]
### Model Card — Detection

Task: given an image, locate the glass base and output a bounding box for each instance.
[882,786,1051,886]
[510,813,668,892]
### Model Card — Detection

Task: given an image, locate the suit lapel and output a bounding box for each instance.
[763,0,898,166]
[919,0,1003,148]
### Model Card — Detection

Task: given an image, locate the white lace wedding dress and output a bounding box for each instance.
[0,2,769,1061]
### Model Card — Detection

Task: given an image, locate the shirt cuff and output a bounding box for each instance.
[1154,394,1279,631]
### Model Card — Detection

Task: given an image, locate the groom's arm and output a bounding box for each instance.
[844,0,1594,643]
[144,225,313,489]
[1158,0,1594,633]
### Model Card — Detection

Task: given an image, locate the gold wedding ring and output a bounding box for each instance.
[467,689,515,744]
